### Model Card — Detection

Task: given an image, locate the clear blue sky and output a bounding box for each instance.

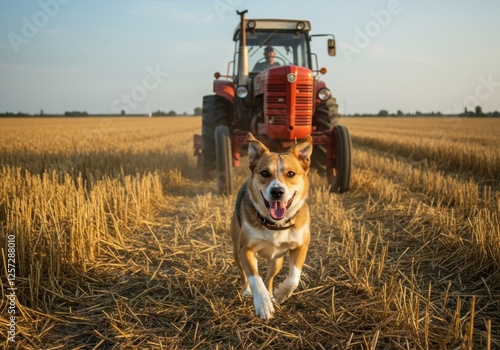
[1,0,499,115]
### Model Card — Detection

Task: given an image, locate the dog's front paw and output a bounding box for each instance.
[253,292,275,320]
[248,276,275,319]
[274,279,298,304]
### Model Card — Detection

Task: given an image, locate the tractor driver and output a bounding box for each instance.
[252,46,281,72]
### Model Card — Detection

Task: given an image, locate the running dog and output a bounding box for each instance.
[231,133,313,320]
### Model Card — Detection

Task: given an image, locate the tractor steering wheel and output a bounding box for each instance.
[255,56,288,67]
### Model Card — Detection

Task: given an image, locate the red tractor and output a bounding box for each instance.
[194,10,351,195]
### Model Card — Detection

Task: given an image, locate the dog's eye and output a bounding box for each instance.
[287,171,295,178]
[260,170,270,178]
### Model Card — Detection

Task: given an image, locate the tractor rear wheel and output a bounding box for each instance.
[327,125,352,193]
[312,97,340,172]
[201,95,231,179]
[215,125,233,195]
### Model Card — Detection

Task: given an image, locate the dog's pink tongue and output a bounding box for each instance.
[269,201,286,220]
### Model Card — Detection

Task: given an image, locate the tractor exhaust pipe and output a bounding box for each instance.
[237,10,249,86]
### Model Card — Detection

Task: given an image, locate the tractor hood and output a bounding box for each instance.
[253,65,314,140]
[253,65,313,95]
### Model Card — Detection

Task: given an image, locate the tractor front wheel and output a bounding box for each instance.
[215,125,233,195]
[327,125,352,193]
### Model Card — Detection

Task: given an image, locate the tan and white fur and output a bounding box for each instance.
[230,133,313,320]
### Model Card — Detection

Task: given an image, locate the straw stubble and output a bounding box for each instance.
[0,117,498,349]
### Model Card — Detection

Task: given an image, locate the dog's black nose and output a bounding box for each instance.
[270,186,285,200]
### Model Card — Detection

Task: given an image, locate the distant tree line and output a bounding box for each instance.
[150,110,181,116]
[64,111,89,116]
[2,106,499,118]
[347,106,500,117]
[458,106,500,117]
[0,112,31,117]
[0,108,202,117]
[149,107,203,116]
[375,109,444,117]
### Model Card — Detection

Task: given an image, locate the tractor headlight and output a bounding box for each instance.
[247,20,256,30]
[296,21,306,31]
[236,85,249,99]
[318,88,331,101]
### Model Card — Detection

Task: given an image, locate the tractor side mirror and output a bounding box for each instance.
[328,39,336,56]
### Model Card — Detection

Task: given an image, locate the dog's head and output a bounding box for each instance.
[246,133,313,222]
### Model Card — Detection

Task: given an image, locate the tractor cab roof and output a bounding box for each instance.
[233,19,311,41]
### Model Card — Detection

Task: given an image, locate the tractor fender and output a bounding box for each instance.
[314,80,327,95]
[213,80,235,106]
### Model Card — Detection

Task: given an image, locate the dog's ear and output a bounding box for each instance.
[292,135,313,170]
[247,133,269,169]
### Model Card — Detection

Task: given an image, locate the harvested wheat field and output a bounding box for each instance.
[1,116,499,349]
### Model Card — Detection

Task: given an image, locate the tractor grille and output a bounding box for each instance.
[266,83,287,125]
[267,84,286,93]
[295,84,313,125]
[265,82,313,126]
